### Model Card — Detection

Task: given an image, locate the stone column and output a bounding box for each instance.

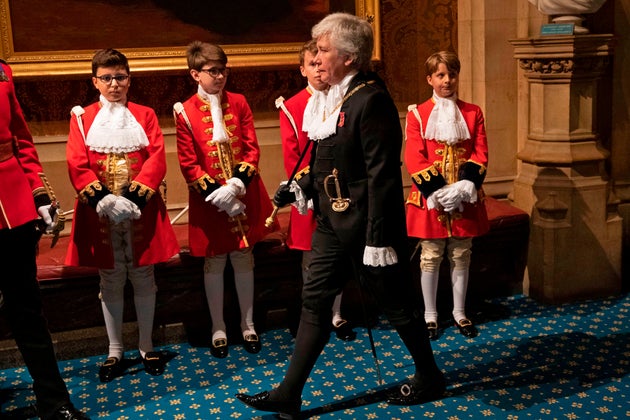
[510,34,621,303]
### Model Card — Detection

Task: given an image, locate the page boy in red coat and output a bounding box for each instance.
[66,49,179,382]
[174,41,274,358]
[404,51,489,340]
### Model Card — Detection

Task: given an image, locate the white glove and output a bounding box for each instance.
[206,177,246,209]
[96,194,140,224]
[435,180,477,213]
[37,205,57,233]
[286,180,308,216]
[435,186,464,213]
[96,194,117,218]
[425,191,441,210]
[216,196,246,217]
[450,179,477,203]
[363,246,398,267]
[115,196,141,222]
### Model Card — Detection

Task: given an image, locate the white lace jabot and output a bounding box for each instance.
[85,95,149,153]
[303,71,356,141]
[424,91,471,146]
[197,86,229,144]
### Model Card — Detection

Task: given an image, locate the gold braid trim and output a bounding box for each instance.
[411,165,440,184]
[294,166,310,181]
[128,181,156,201]
[78,181,104,204]
[235,161,257,178]
[32,186,48,199]
[188,173,217,194]
[468,159,487,175]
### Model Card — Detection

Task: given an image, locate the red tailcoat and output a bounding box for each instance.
[175,91,274,257]
[279,88,317,251]
[0,62,48,230]
[404,98,490,239]
[65,102,179,268]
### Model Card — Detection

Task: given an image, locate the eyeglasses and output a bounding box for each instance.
[95,74,130,85]
[199,67,230,78]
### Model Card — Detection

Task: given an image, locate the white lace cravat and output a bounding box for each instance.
[303,72,356,141]
[197,85,229,144]
[424,91,471,146]
[85,95,149,153]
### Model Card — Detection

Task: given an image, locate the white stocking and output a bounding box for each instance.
[451,268,470,322]
[101,299,124,360]
[332,293,344,326]
[134,293,156,357]
[420,271,440,324]
[204,272,226,341]
[234,270,255,336]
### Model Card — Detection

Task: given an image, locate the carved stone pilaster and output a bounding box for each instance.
[510,34,621,303]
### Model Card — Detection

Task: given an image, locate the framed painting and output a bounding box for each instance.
[0,0,380,78]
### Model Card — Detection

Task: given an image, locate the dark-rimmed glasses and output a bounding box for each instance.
[95,74,130,85]
[199,67,230,78]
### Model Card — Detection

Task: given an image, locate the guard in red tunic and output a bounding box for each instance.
[65,49,179,383]
[0,59,89,419]
[405,51,489,340]
[278,39,355,341]
[174,41,274,358]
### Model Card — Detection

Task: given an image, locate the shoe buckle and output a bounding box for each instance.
[213,338,227,347]
[458,318,472,327]
[400,383,412,397]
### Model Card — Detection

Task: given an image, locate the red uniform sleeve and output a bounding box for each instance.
[4,64,46,194]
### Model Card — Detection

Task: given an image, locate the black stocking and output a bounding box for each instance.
[272,316,330,401]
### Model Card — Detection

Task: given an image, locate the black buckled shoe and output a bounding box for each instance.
[333,319,357,341]
[243,333,261,354]
[454,318,478,338]
[50,403,90,419]
[426,321,440,341]
[235,390,301,419]
[386,373,446,406]
[210,337,228,358]
[142,351,164,376]
[98,356,124,383]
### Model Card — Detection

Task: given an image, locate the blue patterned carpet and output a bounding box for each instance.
[1,293,629,419]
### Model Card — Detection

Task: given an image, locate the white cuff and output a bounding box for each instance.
[362,246,398,267]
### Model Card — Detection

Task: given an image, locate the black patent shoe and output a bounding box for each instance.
[235,390,301,419]
[243,333,261,354]
[142,351,164,376]
[50,403,90,419]
[386,373,446,406]
[426,321,440,341]
[210,337,228,358]
[454,318,478,338]
[333,319,357,341]
[98,356,124,383]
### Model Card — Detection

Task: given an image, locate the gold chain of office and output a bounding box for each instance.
[322,80,375,122]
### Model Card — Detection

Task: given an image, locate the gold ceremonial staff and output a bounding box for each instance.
[215,141,250,248]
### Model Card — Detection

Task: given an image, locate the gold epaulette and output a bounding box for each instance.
[78,181,104,204]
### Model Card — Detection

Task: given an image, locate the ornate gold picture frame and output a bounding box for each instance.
[0,0,380,78]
